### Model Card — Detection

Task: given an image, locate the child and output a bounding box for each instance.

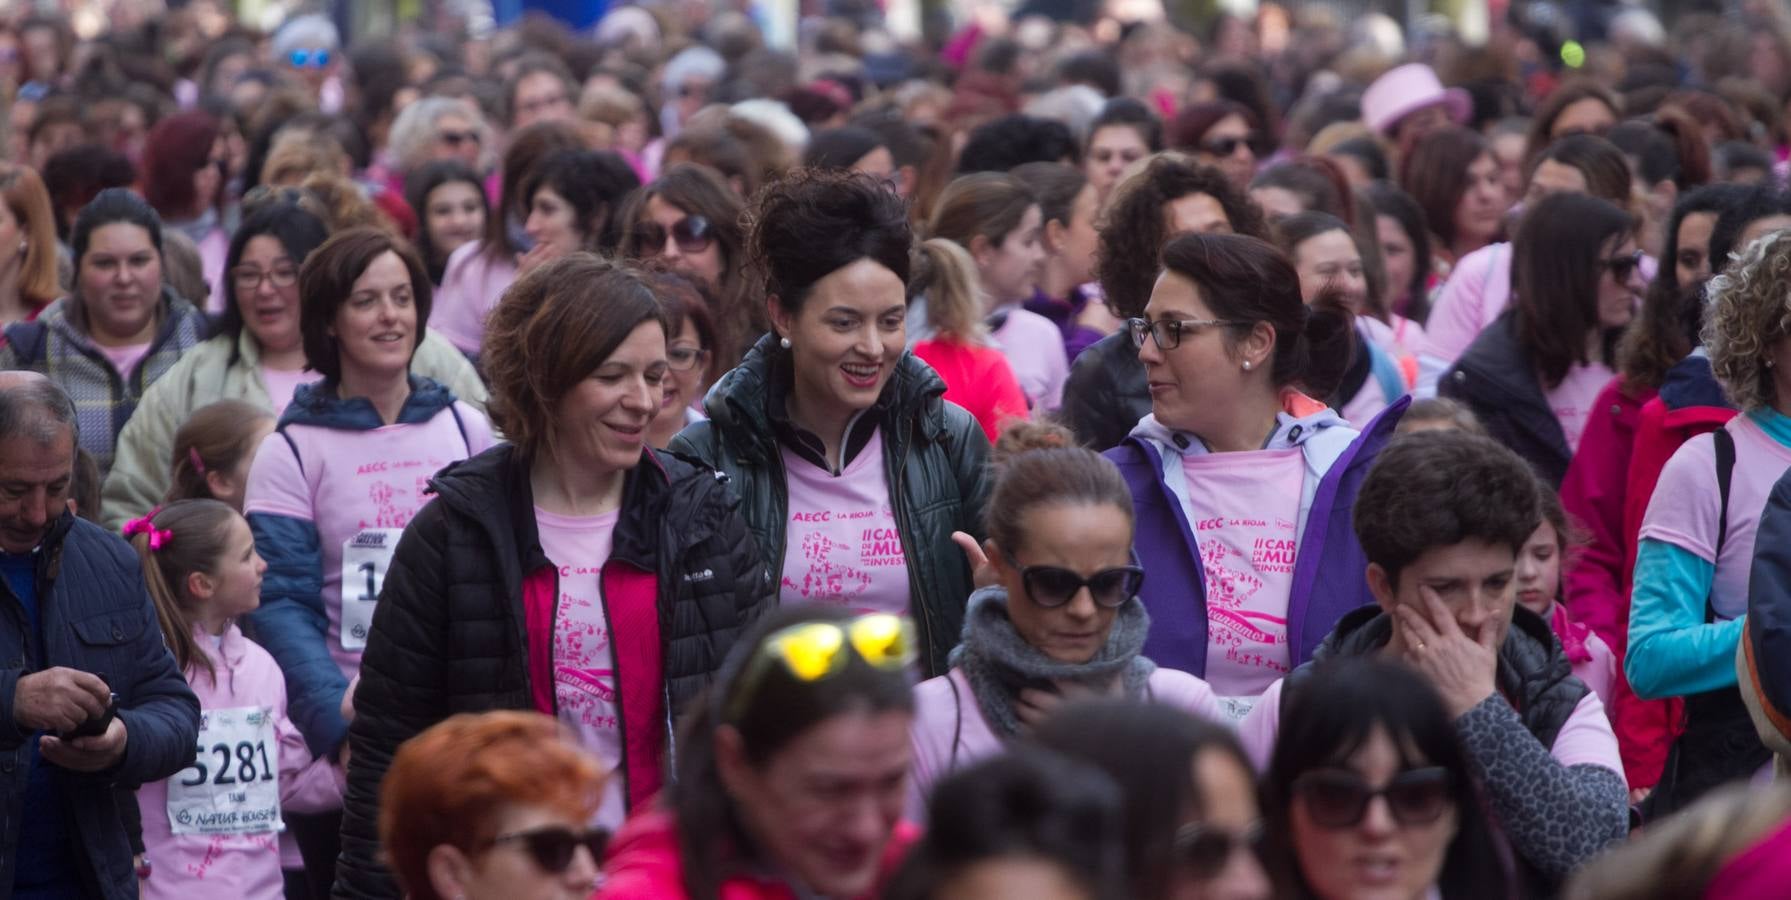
[1518,489,1618,705]
[167,400,276,509]
[128,501,340,900]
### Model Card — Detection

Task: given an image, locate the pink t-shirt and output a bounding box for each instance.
[1421,242,1512,369]
[1178,447,1303,711]
[431,240,520,355]
[242,402,496,679]
[1639,414,1791,620]
[779,430,911,615]
[990,307,1069,412]
[98,341,152,378]
[259,366,311,417]
[1546,363,1616,453]
[536,505,628,830]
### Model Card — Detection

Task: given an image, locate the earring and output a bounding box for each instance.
[780,336,792,350]
[1241,360,1253,371]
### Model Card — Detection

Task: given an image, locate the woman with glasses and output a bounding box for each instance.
[335,254,773,899]
[907,421,1219,815]
[101,197,484,531]
[645,271,719,449]
[383,97,491,198]
[618,163,761,372]
[380,711,608,900]
[601,606,920,899]
[1440,193,1641,488]
[1107,231,1402,720]
[1034,700,1272,900]
[1261,659,1513,900]
[1171,101,1260,192]
[670,169,991,678]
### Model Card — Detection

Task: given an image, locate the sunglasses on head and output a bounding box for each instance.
[633,216,714,258]
[1602,249,1645,282]
[724,614,916,723]
[1293,766,1454,830]
[1019,561,1145,609]
[1175,820,1264,881]
[288,48,332,69]
[1201,135,1253,158]
[484,825,609,873]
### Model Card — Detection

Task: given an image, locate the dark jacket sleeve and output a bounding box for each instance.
[1745,469,1791,757]
[1061,336,1123,450]
[945,403,993,542]
[334,507,455,900]
[112,564,201,785]
[244,511,346,758]
[667,420,717,469]
[720,499,775,632]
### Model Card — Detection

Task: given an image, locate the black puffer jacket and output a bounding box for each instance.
[671,334,992,676]
[334,444,774,900]
[1439,310,1574,487]
[1060,331,1150,451]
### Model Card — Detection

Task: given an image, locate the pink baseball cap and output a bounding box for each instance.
[1361,64,1472,136]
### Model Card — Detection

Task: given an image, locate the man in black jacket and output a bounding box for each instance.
[0,373,200,899]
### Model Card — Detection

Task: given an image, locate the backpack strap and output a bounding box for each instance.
[1709,427,1736,624]
[277,424,304,480]
[448,402,471,454]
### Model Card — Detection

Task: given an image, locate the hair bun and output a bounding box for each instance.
[991,419,1077,465]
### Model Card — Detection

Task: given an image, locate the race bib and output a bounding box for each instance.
[340,528,402,651]
[167,706,282,836]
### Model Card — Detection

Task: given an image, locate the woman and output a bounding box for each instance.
[908,421,1220,811]
[1012,161,1108,362]
[908,239,1029,440]
[1607,110,1711,260]
[1033,700,1271,900]
[244,228,497,891]
[618,164,759,373]
[1440,193,1641,487]
[0,188,208,476]
[1060,156,1268,451]
[804,125,896,180]
[644,271,719,449]
[380,712,606,900]
[927,172,1063,412]
[382,96,490,198]
[1627,229,1791,814]
[1522,80,1621,168]
[140,111,231,311]
[1107,231,1401,714]
[1365,182,1433,329]
[599,606,919,898]
[1398,126,1504,276]
[0,162,59,324]
[1261,658,1513,900]
[1084,97,1163,201]
[336,254,774,896]
[405,161,488,287]
[103,198,485,531]
[671,170,991,678]
[1274,212,1410,426]
[518,149,641,266]
[1170,100,1259,192]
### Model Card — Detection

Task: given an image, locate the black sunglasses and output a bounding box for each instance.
[633,216,714,257]
[1175,820,1264,881]
[1200,135,1253,157]
[439,129,480,147]
[485,825,610,873]
[1602,249,1645,282]
[1020,563,1145,609]
[1293,766,1454,830]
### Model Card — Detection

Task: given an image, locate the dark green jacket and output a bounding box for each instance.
[671,334,992,676]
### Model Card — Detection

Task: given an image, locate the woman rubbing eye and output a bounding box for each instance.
[1261,658,1513,900]
[906,421,1220,815]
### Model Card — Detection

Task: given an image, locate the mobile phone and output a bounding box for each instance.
[62,693,118,739]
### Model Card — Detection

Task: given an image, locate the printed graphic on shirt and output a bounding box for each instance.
[167,706,282,836]
[783,501,908,610]
[1195,519,1294,676]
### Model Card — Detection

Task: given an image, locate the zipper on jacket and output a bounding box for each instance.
[593,564,632,812]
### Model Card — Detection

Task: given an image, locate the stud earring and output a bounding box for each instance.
[1242,360,1253,371]
[780,336,792,350]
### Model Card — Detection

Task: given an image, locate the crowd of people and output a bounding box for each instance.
[4,0,1791,898]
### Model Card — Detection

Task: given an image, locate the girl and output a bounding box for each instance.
[130,500,340,900]
[167,400,276,509]
[908,238,1029,440]
[1517,490,1616,705]
[1012,161,1110,362]
[404,161,488,288]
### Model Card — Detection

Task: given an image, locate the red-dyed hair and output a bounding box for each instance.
[140,111,221,219]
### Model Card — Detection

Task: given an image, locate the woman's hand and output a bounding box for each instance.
[515,241,563,276]
[1394,585,1500,718]
[953,531,999,589]
[1015,679,1119,731]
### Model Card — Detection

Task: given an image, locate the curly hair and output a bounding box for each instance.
[744,168,912,318]
[1095,154,1268,319]
[1704,229,1791,413]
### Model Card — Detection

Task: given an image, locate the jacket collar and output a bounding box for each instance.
[278,374,456,430]
[39,286,198,353]
[1126,392,1349,465]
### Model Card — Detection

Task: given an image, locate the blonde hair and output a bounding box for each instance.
[1565,781,1791,900]
[1703,228,1791,412]
[261,132,350,188]
[912,237,987,344]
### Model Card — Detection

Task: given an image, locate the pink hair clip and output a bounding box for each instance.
[187,447,206,475]
[122,508,173,551]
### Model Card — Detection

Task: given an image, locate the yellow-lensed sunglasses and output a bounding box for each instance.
[724,614,917,722]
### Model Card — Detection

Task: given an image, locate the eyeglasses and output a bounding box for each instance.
[484,825,609,873]
[724,614,916,723]
[667,345,711,373]
[438,129,481,148]
[288,48,332,69]
[1127,317,1243,351]
[1175,820,1264,881]
[1200,136,1254,158]
[1602,249,1645,282]
[231,265,298,292]
[1293,766,1454,829]
[632,216,714,258]
[1019,562,1144,609]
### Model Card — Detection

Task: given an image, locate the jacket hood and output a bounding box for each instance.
[279,374,457,430]
[702,332,951,464]
[1126,403,1349,458]
[39,286,199,349]
[1659,349,1732,412]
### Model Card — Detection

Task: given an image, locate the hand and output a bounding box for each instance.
[1014,679,1113,731]
[1629,787,1653,805]
[40,715,127,772]
[1394,586,1499,718]
[953,531,999,589]
[341,676,358,723]
[12,667,110,733]
[515,241,562,276]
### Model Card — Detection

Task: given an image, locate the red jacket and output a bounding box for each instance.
[1561,376,1651,650]
[912,337,1028,441]
[599,807,919,899]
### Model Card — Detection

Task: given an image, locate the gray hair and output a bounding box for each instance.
[388,97,489,174]
[0,378,77,447]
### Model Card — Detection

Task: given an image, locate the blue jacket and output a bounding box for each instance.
[245,377,469,757]
[0,512,200,900]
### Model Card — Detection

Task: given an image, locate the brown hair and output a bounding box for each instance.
[0,164,61,309]
[481,253,669,461]
[1096,154,1268,319]
[986,420,1133,553]
[132,499,243,684]
[647,269,722,383]
[168,400,276,504]
[483,120,585,262]
[910,238,986,343]
[1523,80,1622,168]
[618,164,757,367]
[1399,126,1492,251]
[298,228,433,384]
[927,172,1036,253]
[1512,192,1635,388]
[381,711,603,900]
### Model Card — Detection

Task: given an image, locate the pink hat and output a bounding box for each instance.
[1361,64,1471,136]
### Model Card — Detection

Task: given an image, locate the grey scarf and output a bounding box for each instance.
[950,585,1156,738]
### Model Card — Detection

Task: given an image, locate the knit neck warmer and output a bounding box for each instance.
[950,585,1155,738]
